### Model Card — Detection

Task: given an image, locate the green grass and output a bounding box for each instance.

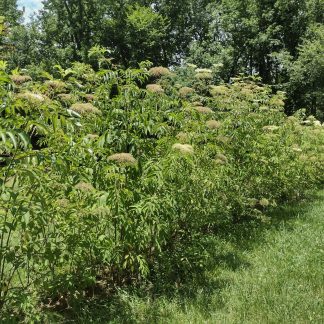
[50,191,324,323]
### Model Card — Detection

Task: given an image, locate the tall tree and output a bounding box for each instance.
[188,0,314,83]
[38,0,109,63]
[37,0,169,66]
[0,0,23,63]
[0,0,22,25]
[286,24,324,119]
[99,1,169,66]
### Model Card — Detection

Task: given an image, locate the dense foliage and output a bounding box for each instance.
[0,57,323,320]
[1,0,324,320]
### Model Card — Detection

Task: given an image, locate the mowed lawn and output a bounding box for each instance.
[55,191,324,323]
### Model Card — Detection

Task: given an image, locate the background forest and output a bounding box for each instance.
[1,0,324,120]
[0,0,324,322]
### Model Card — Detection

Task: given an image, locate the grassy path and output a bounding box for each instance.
[56,191,324,323]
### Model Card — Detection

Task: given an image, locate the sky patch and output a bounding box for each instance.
[18,0,43,22]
